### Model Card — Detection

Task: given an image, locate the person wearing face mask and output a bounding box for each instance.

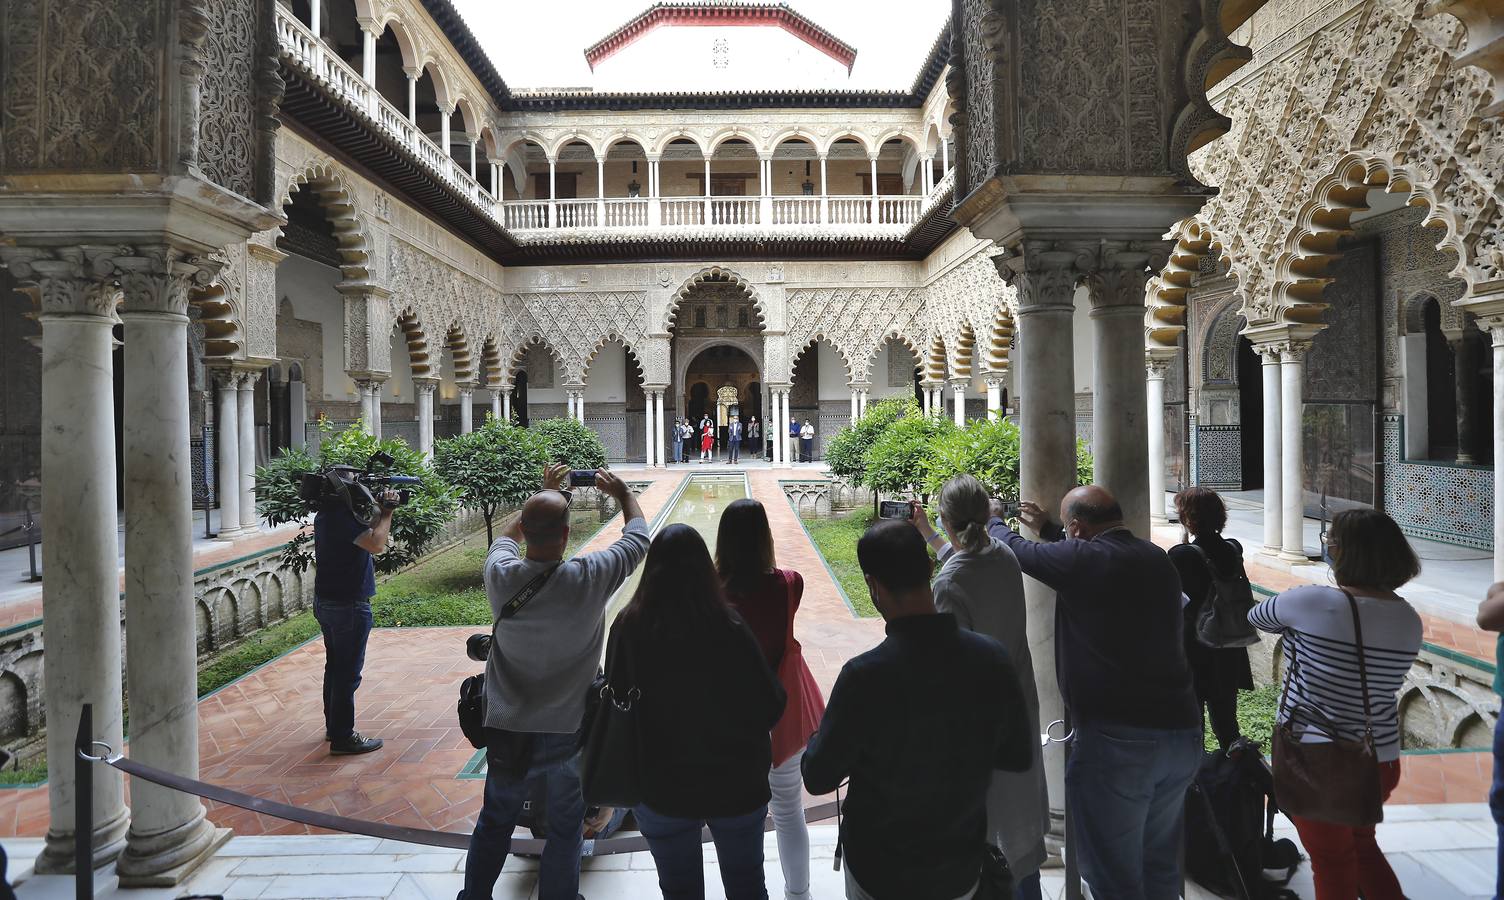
[998,486,1201,900]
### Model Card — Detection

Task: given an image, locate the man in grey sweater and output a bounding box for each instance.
[461,463,648,900]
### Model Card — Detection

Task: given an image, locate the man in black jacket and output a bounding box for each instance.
[998,485,1202,900]
[803,519,1032,900]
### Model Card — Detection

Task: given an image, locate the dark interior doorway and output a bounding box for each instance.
[1237,336,1262,489]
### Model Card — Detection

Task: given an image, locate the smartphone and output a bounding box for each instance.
[1000,500,1022,519]
[568,469,598,487]
[878,500,911,520]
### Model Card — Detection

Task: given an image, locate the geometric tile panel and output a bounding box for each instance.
[1384,417,1494,550]
[1195,425,1242,488]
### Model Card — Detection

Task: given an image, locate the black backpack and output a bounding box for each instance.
[1190,542,1261,648]
[1184,737,1302,900]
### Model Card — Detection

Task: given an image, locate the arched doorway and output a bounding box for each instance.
[682,345,760,453]
[669,269,765,455]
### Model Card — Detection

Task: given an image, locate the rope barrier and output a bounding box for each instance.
[79,738,840,858]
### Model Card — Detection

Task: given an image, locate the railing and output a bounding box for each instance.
[710,197,759,225]
[276,4,955,239]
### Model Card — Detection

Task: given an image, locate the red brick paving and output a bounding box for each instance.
[0,472,1486,839]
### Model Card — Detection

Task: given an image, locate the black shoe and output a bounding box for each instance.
[329,732,383,755]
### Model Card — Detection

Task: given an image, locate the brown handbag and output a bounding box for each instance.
[1270,589,1384,827]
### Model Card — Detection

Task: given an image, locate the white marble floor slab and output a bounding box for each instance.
[5,806,1497,900]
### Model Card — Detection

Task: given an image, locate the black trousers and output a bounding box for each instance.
[1202,689,1241,749]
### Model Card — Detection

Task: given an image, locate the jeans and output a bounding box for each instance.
[313,596,373,740]
[769,749,810,900]
[799,438,812,462]
[635,803,768,900]
[729,438,741,462]
[461,730,584,900]
[673,439,683,463]
[1493,714,1504,900]
[1065,721,1201,900]
[1288,759,1403,900]
[1013,871,1042,900]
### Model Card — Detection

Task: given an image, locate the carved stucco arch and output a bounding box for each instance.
[477,336,505,387]
[665,266,768,332]
[1199,296,1248,387]
[280,160,373,285]
[674,337,766,403]
[1146,215,1240,351]
[1268,152,1474,326]
[925,334,948,382]
[507,334,569,383]
[791,334,856,384]
[584,334,646,383]
[440,320,475,383]
[373,14,419,70]
[947,321,976,379]
[392,305,432,378]
[983,306,1014,375]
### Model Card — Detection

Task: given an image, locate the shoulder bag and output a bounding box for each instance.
[580,622,645,807]
[1270,589,1384,827]
[456,562,560,750]
[770,569,827,766]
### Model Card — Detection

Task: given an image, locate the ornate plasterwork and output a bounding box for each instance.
[786,286,927,382]
[278,160,374,285]
[1154,0,1504,344]
[197,0,261,199]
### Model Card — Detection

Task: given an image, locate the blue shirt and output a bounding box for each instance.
[313,505,376,602]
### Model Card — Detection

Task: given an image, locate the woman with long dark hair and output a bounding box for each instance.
[1250,509,1422,900]
[716,499,825,900]
[1168,486,1254,749]
[611,524,786,900]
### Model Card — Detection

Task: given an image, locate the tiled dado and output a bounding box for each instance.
[1383,416,1493,550]
[1194,425,1243,489]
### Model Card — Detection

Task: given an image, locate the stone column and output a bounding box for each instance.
[1145,350,1175,524]
[115,250,227,884]
[922,385,931,415]
[850,388,860,424]
[860,388,870,417]
[647,156,662,227]
[1279,342,1310,561]
[644,389,657,466]
[404,68,418,122]
[548,158,558,228]
[237,370,260,533]
[986,374,1004,417]
[1255,344,1283,555]
[355,378,377,432]
[502,387,513,423]
[359,19,377,84]
[439,104,453,171]
[368,377,385,439]
[868,154,879,224]
[213,370,244,540]
[950,377,968,426]
[1,249,131,873]
[458,386,474,433]
[774,388,789,467]
[489,387,502,422]
[573,389,586,424]
[414,377,437,459]
[654,390,667,466]
[1487,320,1504,580]
[818,154,829,223]
[994,242,1082,848]
[595,155,605,224]
[1451,333,1479,463]
[1086,248,1160,537]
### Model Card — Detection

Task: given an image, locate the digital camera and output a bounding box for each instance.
[298,450,421,526]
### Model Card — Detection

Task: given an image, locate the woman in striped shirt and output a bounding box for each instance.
[1249,508,1422,900]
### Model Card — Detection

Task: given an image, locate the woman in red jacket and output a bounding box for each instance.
[716,499,826,900]
[700,417,714,462]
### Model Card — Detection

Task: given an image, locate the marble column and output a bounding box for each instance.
[986,374,1004,418]
[573,390,586,424]
[994,242,1082,847]
[356,378,378,432]
[1279,343,1310,561]
[1145,352,1174,524]
[1256,345,1283,555]
[1,249,131,872]
[1452,333,1479,463]
[860,388,870,417]
[654,391,666,467]
[213,370,244,540]
[850,389,860,424]
[414,378,437,459]
[116,251,226,884]
[368,377,385,439]
[644,390,657,466]
[489,388,502,422]
[922,385,931,415]
[1488,321,1504,580]
[1087,252,1158,537]
[770,389,784,466]
[237,371,260,534]
[950,377,968,426]
[458,387,474,434]
[502,387,513,423]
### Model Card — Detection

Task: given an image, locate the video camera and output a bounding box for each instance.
[298,450,421,527]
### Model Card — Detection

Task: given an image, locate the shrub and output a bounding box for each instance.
[824,397,913,486]
[255,421,460,574]
[434,418,552,543]
[864,412,956,498]
[922,414,1022,499]
[531,417,607,469]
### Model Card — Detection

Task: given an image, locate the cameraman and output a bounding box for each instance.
[313,484,398,756]
[462,463,647,900]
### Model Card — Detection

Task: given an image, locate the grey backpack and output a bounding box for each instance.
[1190,543,1260,648]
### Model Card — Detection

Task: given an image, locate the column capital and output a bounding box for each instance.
[1,245,124,318]
[643,383,670,393]
[948,376,970,390]
[412,376,439,395]
[1083,240,1171,312]
[114,246,223,317]
[984,371,1008,386]
[403,65,421,78]
[993,240,1088,314]
[356,15,382,36]
[235,368,262,388]
[456,385,475,397]
[847,380,872,390]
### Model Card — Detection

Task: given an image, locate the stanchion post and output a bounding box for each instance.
[74,703,93,900]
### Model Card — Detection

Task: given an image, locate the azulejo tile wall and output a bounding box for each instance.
[1383,416,1493,550]
[1195,425,1242,489]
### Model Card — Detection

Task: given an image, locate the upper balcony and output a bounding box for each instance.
[274,3,957,257]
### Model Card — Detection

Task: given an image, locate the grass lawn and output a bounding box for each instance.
[800,510,878,617]
[1212,682,1279,752]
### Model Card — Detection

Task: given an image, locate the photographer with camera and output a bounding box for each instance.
[462,463,647,900]
[312,474,401,756]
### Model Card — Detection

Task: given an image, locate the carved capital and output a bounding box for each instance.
[993,241,1089,314]
[1,245,126,318]
[114,247,222,317]
[413,378,438,398]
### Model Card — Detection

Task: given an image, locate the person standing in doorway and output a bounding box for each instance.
[728,416,743,464]
[313,484,398,755]
[671,417,684,464]
[680,419,694,464]
[799,420,814,463]
[787,415,800,465]
[700,416,714,462]
[747,417,761,462]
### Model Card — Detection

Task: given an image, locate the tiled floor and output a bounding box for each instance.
[6,805,1497,899]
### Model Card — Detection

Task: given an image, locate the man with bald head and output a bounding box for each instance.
[985,484,1200,900]
[462,462,647,900]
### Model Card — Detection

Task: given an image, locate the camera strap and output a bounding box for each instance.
[497,563,561,620]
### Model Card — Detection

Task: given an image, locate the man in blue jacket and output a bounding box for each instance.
[995,485,1201,900]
